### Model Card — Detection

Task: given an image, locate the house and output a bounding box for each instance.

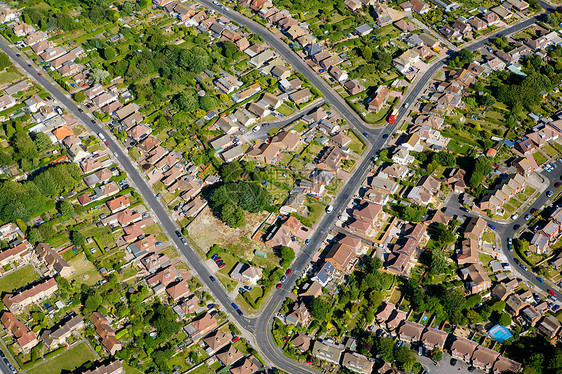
[344,80,365,95]
[450,336,478,362]
[530,232,549,254]
[271,131,300,152]
[216,345,244,367]
[482,12,499,26]
[247,102,270,119]
[204,330,230,353]
[344,0,362,11]
[3,278,58,313]
[471,346,500,372]
[291,333,312,352]
[411,0,430,13]
[312,340,345,365]
[141,253,171,274]
[506,294,528,316]
[82,361,124,374]
[91,312,122,355]
[505,0,529,11]
[537,315,561,340]
[40,314,84,349]
[492,357,522,374]
[521,305,541,326]
[342,352,375,374]
[325,241,356,272]
[285,302,311,327]
[0,312,38,353]
[230,262,263,285]
[106,196,130,213]
[461,263,491,294]
[453,19,471,35]
[420,327,448,350]
[398,321,425,343]
[230,357,260,374]
[184,313,218,342]
[374,4,393,26]
[249,49,275,68]
[166,280,191,302]
[147,266,182,287]
[0,242,31,268]
[34,243,72,278]
[289,88,312,105]
[312,260,336,287]
[328,65,348,83]
[393,49,420,73]
[369,86,390,113]
[317,146,346,171]
[467,17,487,31]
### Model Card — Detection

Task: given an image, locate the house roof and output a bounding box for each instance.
[216,344,244,366]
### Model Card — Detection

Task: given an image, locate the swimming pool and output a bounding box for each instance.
[488,324,513,343]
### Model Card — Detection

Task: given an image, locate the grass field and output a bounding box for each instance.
[347,129,366,155]
[533,151,547,166]
[27,342,96,374]
[0,68,22,85]
[68,253,103,286]
[0,265,40,293]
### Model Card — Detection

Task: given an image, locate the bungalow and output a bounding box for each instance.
[106,196,130,214]
[184,313,218,342]
[291,333,312,353]
[467,17,487,31]
[312,340,344,365]
[230,262,263,285]
[216,345,244,367]
[289,88,312,105]
[328,65,348,83]
[411,0,430,14]
[344,80,365,95]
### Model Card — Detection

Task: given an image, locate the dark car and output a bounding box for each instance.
[450,358,457,366]
[382,133,389,139]
[210,276,216,282]
[362,132,369,138]
[556,182,562,188]
[488,224,496,230]
[514,224,521,230]
[531,208,538,214]
[236,309,243,316]
[27,64,31,67]
[175,231,181,237]
[232,303,239,310]
[280,275,287,282]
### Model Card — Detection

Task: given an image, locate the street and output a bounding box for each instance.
[0,0,556,371]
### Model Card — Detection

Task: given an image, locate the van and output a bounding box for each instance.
[98,133,105,141]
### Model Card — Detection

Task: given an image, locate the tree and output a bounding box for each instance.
[220,203,246,228]
[222,41,238,59]
[184,47,210,73]
[0,52,11,70]
[515,239,529,254]
[219,160,244,182]
[102,46,117,60]
[363,46,372,61]
[435,151,456,167]
[90,68,110,84]
[199,95,217,111]
[310,298,331,320]
[71,231,86,246]
[74,91,86,102]
[84,292,103,313]
[28,228,43,244]
[33,132,52,153]
[469,156,492,189]
[280,246,295,268]
[175,92,199,112]
[432,348,443,362]
[14,133,38,160]
[395,345,417,371]
[58,201,74,219]
[466,309,483,324]
[499,313,512,326]
[375,337,395,362]
[428,249,448,275]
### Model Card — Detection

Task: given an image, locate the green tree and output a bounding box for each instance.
[0,52,11,70]
[428,249,448,275]
[395,345,417,371]
[515,239,529,254]
[102,46,117,60]
[363,46,372,61]
[74,91,86,102]
[219,161,244,183]
[222,41,238,59]
[84,292,103,312]
[375,337,395,362]
[435,151,456,166]
[199,95,218,111]
[175,92,199,112]
[220,203,246,228]
[469,156,492,188]
[499,313,512,326]
[71,231,86,246]
[28,227,43,244]
[33,132,52,153]
[310,298,331,320]
[432,348,443,362]
[58,201,74,220]
[280,246,295,268]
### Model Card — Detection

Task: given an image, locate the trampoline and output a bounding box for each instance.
[488,324,513,343]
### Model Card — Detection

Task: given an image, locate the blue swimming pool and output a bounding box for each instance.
[488,324,513,343]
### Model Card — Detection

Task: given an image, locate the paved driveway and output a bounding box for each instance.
[419,352,483,374]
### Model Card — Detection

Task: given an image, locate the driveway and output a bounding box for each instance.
[419,352,483,374]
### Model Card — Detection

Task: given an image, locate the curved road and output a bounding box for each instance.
[1,1,555,371]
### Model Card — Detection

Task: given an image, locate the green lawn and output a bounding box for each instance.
[277,104,294,116]
[27,342,97,374]
[347,129,366,155]
[0,265,40,293]
[0,68,22,85]
[447,139,471,155]
[533,151,547,166]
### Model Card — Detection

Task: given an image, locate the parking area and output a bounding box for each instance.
[418,352,484,374]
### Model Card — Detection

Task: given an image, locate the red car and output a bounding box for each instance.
[388,114,396,124]
[231,336,240,343]
[285,269,292,275]
[276,283,282,289]
[531,208,537,214]
[37,72,42,76]
[556,182,562,188]
[104,141,110,147]
[549,289,557,296]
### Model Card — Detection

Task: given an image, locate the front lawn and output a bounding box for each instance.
[533,151,547,166]
[26,342,97,374]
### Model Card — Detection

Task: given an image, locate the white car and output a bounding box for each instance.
[252,125,261,132]
[326,205,333,213]
[511,214,518,220]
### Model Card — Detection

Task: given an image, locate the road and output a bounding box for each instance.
[2,1,555,372]
[445,166,562,299]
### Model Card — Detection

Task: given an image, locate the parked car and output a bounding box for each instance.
[232,336,240,343]
[556,182,562,188]
[276,283,282,289]
[547,191,554,197]
[537,277,545,283]
[488,224,496,230]
[285,269,292,275]
[549,289,557,296]
[531,208,538,214]
[280,275,287,282]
